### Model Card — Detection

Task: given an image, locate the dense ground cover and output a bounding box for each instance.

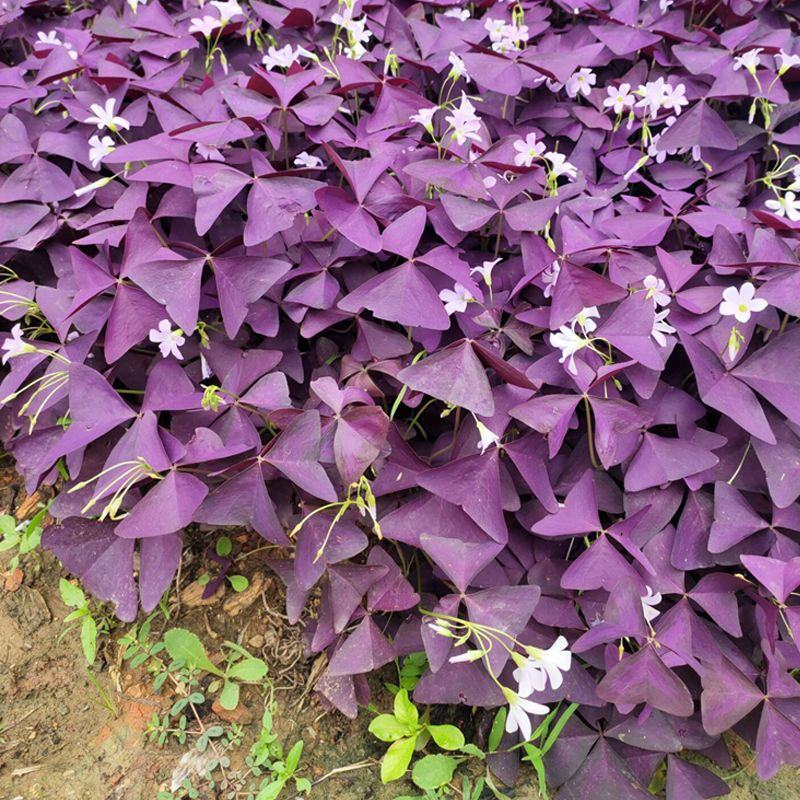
[2,0,800,795]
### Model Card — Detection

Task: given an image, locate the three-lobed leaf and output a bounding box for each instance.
[427,724,465,751]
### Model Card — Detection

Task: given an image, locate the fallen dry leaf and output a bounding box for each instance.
[211,699,255,725]
[4,568,24,592]
[180,580,225,607]
[14,491,42,520]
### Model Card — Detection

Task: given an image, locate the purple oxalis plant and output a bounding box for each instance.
[2,0,800,793]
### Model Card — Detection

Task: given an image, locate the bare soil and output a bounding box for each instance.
[0,464,797,800]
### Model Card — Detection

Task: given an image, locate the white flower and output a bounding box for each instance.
[149,319,186,360]
[88,134,115,169]
[475,419,500,454]
[332,6,371,42]
[643,274,670,306]
[542,261,560,298]
[483,175,497,188]
[659,0,673,11]
[294,151,323,168]
[127,0,148,11]
[448,52,470,82]
[566,68,596,99]
[502,22,528,45]
[573,305,599,333]
[661,83,688,115]
[351,23,373,47]
[523,635,572,691]
[74,175,115,197]
[545,78,564,93]
[492,40,513,55]
[333,11,372,57]
[330,6,354,26]
[294,45,317,63]
[635,77,666,117]
[647,129,672,164]
[439,283,474,315]
[550,326,589,375]
[337,11,373,59]
[651,308,676,347]
[513,657,547,697]
[545,151,577,180]
[1,324,35,364]
[448,649,484,663]
[410,107,436,133]
[471,258,501,286]
[445,93,482,145]
[444,7,470,20]
[603,83,635,114]
[427,621,453,637]
[719,282,767,324]
[189,16,221,37]
[484,17,506,42]
[733,48,762,74]
[726,327,745,361]
[36,31,62,47]
[84,98,130,132]
[504,689,550,742]
[513,132,546,167]
[262,44,297,70]
[549,308,599,373]
[200,354,213,380]
[641,586,662,623]
[483,22,528,55]
[63,42,78,60]
[344,42,367,60]
[766,191,800,221]
[210,0,242,21]
[777,51,800,75]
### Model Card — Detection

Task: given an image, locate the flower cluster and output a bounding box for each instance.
[429,616,572,741]
[484,16,530,54]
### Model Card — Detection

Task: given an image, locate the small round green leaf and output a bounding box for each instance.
[411,754,458,790]
[227,657,268,682]
[427,724,465,751]
[219,680,240,710]
[228,574,249,592]
[369,714,409,743]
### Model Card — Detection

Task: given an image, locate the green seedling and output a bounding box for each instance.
[58,577,110,665]
[0,507,46,572]
[163,628,268,710]
[369,689,471,784]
